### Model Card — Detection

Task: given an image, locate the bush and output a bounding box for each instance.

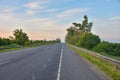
[77,33,101,49]
[93,41,120,56]
[114,44,120,56]
[93,41,112,54]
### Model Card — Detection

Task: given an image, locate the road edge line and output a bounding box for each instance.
[57,45,63,80]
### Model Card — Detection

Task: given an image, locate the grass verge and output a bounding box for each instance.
[67,44,120,80]
[0,43,54,53]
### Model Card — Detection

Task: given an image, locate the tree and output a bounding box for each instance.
[93,42,120,56]
[72,15,93,35]
[66,26,75,36]
[65,15,93,45]
[0,37,2,46]
[78,33,101,49]
[2,38,11,45]
[13,29,29,45]
[56,38,61,43]
[114,44,120,56]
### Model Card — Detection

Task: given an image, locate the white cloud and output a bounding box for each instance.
[0,7,15,13]
[110,16,120,20]
[92,17,120,42]
[0,14,16,21]
[26,10,36,15]
[3,8,15,13]
[25,0,51,15]
[25,2,46,10]
[25,2,40,9]
[57,8,89,18]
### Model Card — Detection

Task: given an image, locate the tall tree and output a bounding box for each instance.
[72,15,93,35]
[82,15,93,33]
[0,37,2,46]
[13,29,29,45]
[66,15,93,45]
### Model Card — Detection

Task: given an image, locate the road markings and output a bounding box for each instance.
[0,60,10,65]
[57,45,63,80]
[32,75,36,80]
[43,64,46,68]
[48,58,51,62]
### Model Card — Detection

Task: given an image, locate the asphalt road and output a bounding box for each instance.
[0,43,110,80]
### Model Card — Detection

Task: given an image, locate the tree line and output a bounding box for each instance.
[65,15,120,56]
[0,29,61,50]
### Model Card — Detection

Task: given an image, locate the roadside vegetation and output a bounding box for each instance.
[65,15,120,59]
[65,15,120,80]
[68,44,120,80]
[0,29,61,52]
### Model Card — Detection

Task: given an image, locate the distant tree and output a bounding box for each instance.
[2,38,11,45]
[13,29,29,45]
[56,38,61,43]
[0,37,2,46]
[78,33,101,49]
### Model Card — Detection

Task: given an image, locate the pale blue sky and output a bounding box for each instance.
[0,0,120,42]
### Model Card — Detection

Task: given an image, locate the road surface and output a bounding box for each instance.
[0,43,110,80]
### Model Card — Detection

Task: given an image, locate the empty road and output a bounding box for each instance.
[0,43,110,80]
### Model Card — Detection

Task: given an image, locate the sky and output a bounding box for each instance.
[0,0,120,42]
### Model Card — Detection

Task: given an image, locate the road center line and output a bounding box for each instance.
[32,75,36,80]
[0,60,10,65]
[57,45,63,80]
[43,64,46,68]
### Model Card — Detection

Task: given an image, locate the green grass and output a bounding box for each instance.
[0,43,54,53]
[67,44,120,80]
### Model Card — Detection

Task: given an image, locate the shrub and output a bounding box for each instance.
[77,33,101,49]
[93,41,120,56]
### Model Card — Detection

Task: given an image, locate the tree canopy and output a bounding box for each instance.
[65,15,98,49]
[13,29,29,45]
[65,15,120,57]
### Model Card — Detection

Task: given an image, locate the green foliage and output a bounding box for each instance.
[55,38,61,43]
[0,43,21,50]
[0,38,11,46]
[0,38,2,46]
[65,15,120,57]
[93,41,120,56]
[93,41,112,54]
[66,27,75,36]
[0,28,61,52]
[78,33,101,49]
[68,44,120,80]
[25,41,31,46]
[13,29,29,45]
[65,15,93,46]
[72,15,93,34]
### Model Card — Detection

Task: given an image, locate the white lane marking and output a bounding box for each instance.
[32,75,36,80]
[0,60,10,65]
[48,58,51,62]
[43,64,46,68]
[57,45,63,80]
